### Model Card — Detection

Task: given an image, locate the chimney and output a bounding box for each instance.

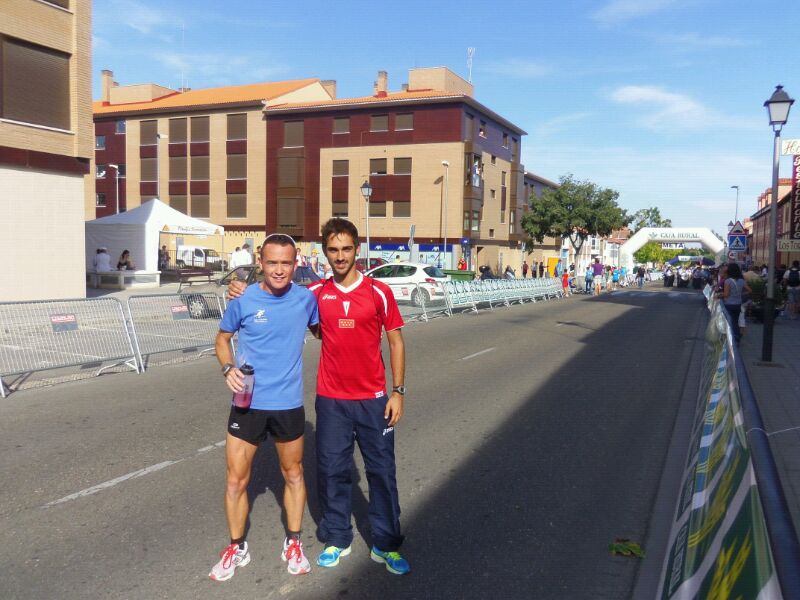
[375,70,388,96]
[401,83,409,92]
[101,69,113,103]
[321,79,337,99]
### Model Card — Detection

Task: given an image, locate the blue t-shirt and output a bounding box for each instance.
[219,283,319,410]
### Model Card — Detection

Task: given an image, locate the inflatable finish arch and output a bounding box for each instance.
[619,228,725,270]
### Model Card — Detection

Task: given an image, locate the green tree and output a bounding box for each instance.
[630,207,672,233]
[633,241,666,264]
[521,174,628,256]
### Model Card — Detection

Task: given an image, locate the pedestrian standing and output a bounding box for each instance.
[522,261,529,278]
[538,262,545,278]
[592,258,604,296]
[718,263,750,344]
[210,234,320,581]
[783,260,800,319]
[584,265,593,293]
[636,265,646,289]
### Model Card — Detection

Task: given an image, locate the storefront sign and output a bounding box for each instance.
[791,155,800,240]
[778,240,800,252]
[781,139,800,155]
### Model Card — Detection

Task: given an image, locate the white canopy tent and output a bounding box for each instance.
[85,199,224,271]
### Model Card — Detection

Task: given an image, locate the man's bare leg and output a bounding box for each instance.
[225,433,259,539]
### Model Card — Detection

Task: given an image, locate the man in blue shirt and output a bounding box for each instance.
[210,234,319,582]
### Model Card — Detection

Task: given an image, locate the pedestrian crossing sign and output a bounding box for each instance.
[728,234,747,251]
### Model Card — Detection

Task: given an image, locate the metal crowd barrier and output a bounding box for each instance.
[438,277,564,317]
[657,292,799,599]
[0,297,139,397]
[127,293,225,369]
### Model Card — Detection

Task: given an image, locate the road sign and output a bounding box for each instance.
[728,234,747,251]
[728,251,739,261]
[729,221,746,235]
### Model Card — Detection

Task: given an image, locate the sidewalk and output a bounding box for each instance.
[739,315,800,536]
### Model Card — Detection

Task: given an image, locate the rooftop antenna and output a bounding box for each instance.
[467,47,476,83]
[180,21,185,91]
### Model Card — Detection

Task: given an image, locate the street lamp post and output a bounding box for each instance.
[441,160,450,269]
[731,185,740,223]
[360,180,373,268]
[155,133,167,199]
[108,163,120,214]
[762,85,794,362]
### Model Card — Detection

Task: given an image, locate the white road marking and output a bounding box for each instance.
[461,347,496,360]
[43,440,227,508]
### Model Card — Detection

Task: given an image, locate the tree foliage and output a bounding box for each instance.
[630,207,672,233]
[521,174,628,253]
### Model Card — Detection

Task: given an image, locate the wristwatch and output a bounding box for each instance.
[392,385,406,395]
[221,363,235,377]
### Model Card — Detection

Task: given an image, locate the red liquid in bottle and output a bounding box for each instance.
[232,364,255,408]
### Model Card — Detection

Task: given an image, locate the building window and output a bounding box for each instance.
[472,211,480,231]
[284,121,304,147]
[501,171,507,186]
[393,202,410,218]
[370,114,389,132]
[42,0,70,8]
[277,198,303,228]
[169,156,187,181]
[140,120,157,145]
[116,120,126,134]
[332,160,349,177]
[369,202,386,217]
[333,117,350,134]
[393,157,412,175]
[169,118,187,143]
[463,211,470,231]
[96,164,107,178]
[489,228,495,238]
[502,132,509,148]
[95,193,106,207]
[191,156,209,181]
[490,189,496,200]
[278,157,304,187]
[479,120,486,137]
[170,195,188,214]
[500,210,505,224]
[227,194,247,218]
[332,202,348,217]
[395,113,414,130]
[369,158,387,175]
[465,114,474,141]
[0,37,70,130]
[140,157,156,182]
[191,195,210,218]
[95,135,106,150]
[227,154,247,179]
[491,155,496,165]
[227,113,247,140]
[190,116,209,143]
[117,164,126,178]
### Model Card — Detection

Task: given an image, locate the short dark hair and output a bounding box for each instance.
[727,263,743,279]
[321,218,359,248]
[261,233,297,258]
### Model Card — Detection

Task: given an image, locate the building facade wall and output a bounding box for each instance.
[1,0,92,301]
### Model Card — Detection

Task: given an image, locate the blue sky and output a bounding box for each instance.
[93,0,800,236]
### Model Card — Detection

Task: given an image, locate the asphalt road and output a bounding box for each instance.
[0,287,706,600]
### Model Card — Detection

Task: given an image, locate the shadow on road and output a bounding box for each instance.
[291,290,705,600]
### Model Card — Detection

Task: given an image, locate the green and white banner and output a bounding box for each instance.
[658,297,780,599]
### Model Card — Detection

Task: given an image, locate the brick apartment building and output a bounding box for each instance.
[749,177,799,267]
[0,0,92,301]
[91,66,553,271]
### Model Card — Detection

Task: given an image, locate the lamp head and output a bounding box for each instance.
[441,160,449,167]
[764,85,794,129]
[360,180,373,200]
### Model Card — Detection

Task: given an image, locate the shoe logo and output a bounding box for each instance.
[230,422,240,430]
[343,300,351,316]
[321,294,338,300]
[382,426,394,436]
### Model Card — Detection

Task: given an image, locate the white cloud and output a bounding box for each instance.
[480,58,553,79]
[649,32,755,49]
[592,0,678,25]
[532,112,592,139]
[105,0,172,35]
[153,52,291,87]
[609,85,756,131]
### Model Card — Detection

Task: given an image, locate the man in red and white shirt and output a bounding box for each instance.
[308,218,409,575]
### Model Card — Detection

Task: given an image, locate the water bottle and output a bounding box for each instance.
[232,364,255,409]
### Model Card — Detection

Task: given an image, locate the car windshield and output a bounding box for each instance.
[423,266,446,278]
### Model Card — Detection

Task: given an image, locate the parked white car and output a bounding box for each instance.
[176,246,226,270]
[365,262,449,306]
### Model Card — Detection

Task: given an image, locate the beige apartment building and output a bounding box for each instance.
[0,0,92,301]
[91,66,549,272]
[90,73,335,254]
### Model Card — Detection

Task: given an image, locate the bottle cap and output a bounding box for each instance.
[239,364,255,375]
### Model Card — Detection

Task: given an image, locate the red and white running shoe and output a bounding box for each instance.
[281,537,311,575]
[209,542,250,582]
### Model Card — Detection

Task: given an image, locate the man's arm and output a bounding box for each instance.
[308,323,321,339]
[384,328,405,427]
[215,330,245,393]
[227,279,249,300]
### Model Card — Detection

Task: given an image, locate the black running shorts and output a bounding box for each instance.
[227,405,305,443]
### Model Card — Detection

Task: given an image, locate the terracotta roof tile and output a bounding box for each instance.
[94,78,320,115]
[265,89,464,110]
